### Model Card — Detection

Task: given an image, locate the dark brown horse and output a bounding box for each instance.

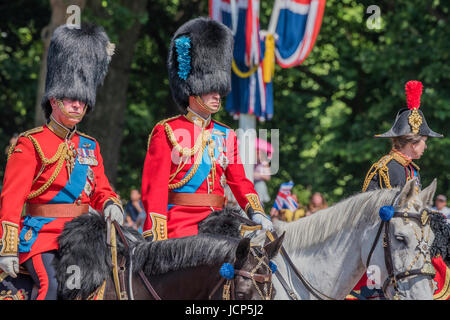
[53,211,284,300]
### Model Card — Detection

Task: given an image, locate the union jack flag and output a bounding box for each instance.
[272,0,326,68]
[273,181,298,211]
[210,0,273,120]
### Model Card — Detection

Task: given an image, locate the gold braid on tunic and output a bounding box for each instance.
[361,149,419,192]
[7,127,75,200]
[26,135,71,199]
[362,153,394,192]
[147,116,216,190]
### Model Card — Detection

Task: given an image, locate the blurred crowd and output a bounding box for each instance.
[269,191,328,223]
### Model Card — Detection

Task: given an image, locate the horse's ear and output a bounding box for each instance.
[264,232,285,260]
[234,238,251,268]
[419,178,437,207]
[396,178,418,208]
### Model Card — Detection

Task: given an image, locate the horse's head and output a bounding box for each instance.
[368,178,438,300]
[229,233,284,300]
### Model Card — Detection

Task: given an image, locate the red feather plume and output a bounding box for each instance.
[405,80,423,110]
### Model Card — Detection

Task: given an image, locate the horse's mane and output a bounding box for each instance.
[275,188,398,252]
[54,212,143,299]
[133,234,239,277]
[55,212,239,299]
[430,212,450,263]
[197,207,243,238]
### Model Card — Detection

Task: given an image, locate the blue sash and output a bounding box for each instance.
[18,216,55,253]
[48,135,96,204]
[171,123,229,194]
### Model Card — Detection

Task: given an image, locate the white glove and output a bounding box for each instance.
[252,213,274,231]
[104,204,124,226]
[0,256,19,278]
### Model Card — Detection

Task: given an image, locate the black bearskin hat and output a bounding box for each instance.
[167,17,234,109]
[375,81,443,138]
[41,23,114,119]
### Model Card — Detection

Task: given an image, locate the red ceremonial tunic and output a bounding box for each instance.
[141,109,264,240]
[0,120,119,264]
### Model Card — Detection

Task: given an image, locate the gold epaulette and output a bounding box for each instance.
[362,154,394,192]
[147,115,181,150]
[77,131,97,142]
[7,127,44,161]
[410,161,420,171]
[21,126,44,137]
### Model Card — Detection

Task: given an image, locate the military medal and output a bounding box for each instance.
[84,181,93,197]
[220,174,227,188]
[77,148,98,166]
[87,166,95,183]
[218,153,229,170]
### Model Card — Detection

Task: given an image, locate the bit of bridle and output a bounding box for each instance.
[365,202,437,300]
[208,245,274,300]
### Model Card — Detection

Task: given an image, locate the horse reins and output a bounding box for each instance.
[107,219,161,300]
[229,211,333,300]
[266,230,336,300]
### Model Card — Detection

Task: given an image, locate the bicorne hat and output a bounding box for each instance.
[41,23,115,119]
[375,81,443,138]
[167,17,234,109]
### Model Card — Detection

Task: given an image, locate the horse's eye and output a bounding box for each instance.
[395,235,406,243]
[236,292,246,300]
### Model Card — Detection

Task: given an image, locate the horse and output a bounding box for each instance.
[255,178,443,300]
[200,179,447,300]
[52,210,284,300]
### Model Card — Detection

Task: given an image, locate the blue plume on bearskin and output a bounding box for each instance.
[168,17,234,109]
[175,36,191,80]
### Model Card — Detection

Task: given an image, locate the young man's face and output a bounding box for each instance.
[200,92,221,113]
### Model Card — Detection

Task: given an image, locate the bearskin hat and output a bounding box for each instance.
[167,17,234,109]
[375,81,443,138]
[41,23,114,119]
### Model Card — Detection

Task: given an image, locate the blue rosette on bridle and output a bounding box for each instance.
[379,205,395,221]
[269,261,277,273]
[219,263,235,280]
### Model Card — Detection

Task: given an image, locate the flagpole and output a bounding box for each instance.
[238,113,257,183]
[267,0,281,35]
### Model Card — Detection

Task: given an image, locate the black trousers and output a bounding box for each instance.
[23,251,58,300]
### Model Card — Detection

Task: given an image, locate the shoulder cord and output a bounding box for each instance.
[362,154,393,192]
[164,123,216,190]
[25,135,69,199]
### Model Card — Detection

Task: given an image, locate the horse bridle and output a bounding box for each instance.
[107,220,162,300]
[208,245,274,300]
[110,219,274,300]
[366,202,437,299]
